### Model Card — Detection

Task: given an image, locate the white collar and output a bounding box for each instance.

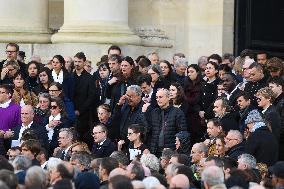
[262,105,270,114]
[22,121,33,128]
[99,139,107,146]
[0,99,11,108]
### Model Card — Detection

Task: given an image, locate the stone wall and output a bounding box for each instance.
[0,0,234,66]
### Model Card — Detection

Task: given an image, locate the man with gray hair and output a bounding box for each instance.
[114,85,145,141]
[148,52,159,65]
[174,57,188,86]
[25,166,46,189]
[224,130,245,160]
[144,88,187,157]
[237,153,256,170]
[70,151,92,172]
[201,165,226,189]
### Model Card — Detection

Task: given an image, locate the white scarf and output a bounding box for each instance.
[52,69,64,84]
[45,114,61,140]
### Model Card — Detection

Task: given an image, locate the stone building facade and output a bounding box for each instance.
[0,0,234,64]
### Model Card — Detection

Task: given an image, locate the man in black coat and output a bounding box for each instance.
[213,97,239,133]
[224,130,245,160]
[245,110,278,166]
[73,52,96,146]
[92,124,116,158]
[269,77,284,160]
[8,105,48,150]
[143,88,187,157]
[113,85,145,141]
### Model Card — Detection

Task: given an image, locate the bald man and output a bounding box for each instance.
[10,105,48,149]
[109,168,128,179]
[169,174,190,189]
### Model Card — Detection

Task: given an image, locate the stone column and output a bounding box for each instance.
[51,0,140,45]
[0,0,51,43]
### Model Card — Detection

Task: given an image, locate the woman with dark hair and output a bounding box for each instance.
[147,64,170,108]
[95,63,110,105]
[12,71,38,107]
[48,82,75,124]
[199,61,220,120]
[51,55,74,100]
[184,64,205,144]
[45,97,70,155]
[34,92,51,125]
[169,82,188,117]
[33,67,54,95]
[175,131,190,155]
[159,60,176,84]
[118,124,149,161]
[25,61,40,92]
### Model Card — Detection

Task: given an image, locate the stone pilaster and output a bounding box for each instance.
[51,0,140,45]
[0,0,51,43]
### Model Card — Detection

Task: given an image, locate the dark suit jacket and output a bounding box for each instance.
[263,105,281,141]
[92,138,116,158]
[11,122,49,150]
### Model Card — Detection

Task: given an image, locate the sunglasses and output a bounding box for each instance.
[50,105,58,109]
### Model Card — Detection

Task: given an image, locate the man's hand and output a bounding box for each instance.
[117,140,125,151]
[117,95,127,106]
[75,110,80,116]
[4,130,14,139]
[108,77,118,85]
[142,103,150,113]
[1,67,9,80]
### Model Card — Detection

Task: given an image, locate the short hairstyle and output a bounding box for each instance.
[157,88,170,98]
[137,74,152,86]
[248,62,263,71]
[238,154,257,169]
[218,64,232,73]
[175,57,188,68]
[97,104,111,114]
[108,45,122,55]
[21,139,41,157]
[147,52,159,58]
[108,54,122,64]
[215,97,231,112]
[74,52,86,62]
[140,154,160,172]
[109,175,133,189]
[198,56,208,66]
[205,156,224,168]
[38,92,51,103]
[148,64,163,76]
[127,85,142,97]
[56,163,73,179]
[175,165,195,184]
[267,57,283,76]
[47,157,62,172]
[70,152,92,170]
[207,118,223,128]
[161,148,176,160]
[6,43,19,51]
[25,166,46,189]
[138,57,151,68]
[193,142,208,155]
[93,123,108,136]
[221,157,238,170]
[208,54,222,64]
[206,61,219,71]
[236,91,252,101]
[129,161,145,180]
[12,155,32,171]
[171,154,191,166]
[110,151,129,167]
[222,53,235,63]
[0,169,18,189]
[227,130,243,143]
[59,128,76,143]
[100,157,119,175]
[173,53,186,58]
[201,165,224,186]
[268,77,284,89]
[256,87,276,103]
[240,49,255,59]
[51,97,67,117]
[0,84,13,97]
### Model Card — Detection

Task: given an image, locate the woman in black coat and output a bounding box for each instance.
[184,64,206,144]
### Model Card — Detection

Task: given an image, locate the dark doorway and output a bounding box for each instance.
[234,0,284,58]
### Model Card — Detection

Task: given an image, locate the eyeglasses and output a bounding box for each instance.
[49,89,59,92]
[225,137,238,142]
[127,132,135,136]
[50,105,58,109]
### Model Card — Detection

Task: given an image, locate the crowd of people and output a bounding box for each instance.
[0,42,284,189]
